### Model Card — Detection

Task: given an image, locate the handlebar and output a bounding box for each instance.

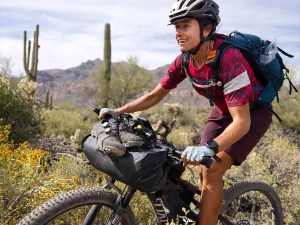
[168,149,222,169]
[93,107,221,168]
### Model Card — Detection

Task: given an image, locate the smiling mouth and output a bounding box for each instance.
[178,39,187,44]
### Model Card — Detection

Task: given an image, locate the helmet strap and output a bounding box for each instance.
[189,21,216,55]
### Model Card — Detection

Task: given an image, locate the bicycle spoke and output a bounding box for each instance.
[43,204,113,225]
[219,190,278,225]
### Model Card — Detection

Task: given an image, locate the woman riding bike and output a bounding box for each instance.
[98,0,272,224]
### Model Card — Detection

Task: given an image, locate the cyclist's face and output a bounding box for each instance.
[175,18,200,52]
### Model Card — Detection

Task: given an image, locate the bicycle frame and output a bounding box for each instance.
[82,176,237,225]
[83,176,197,225]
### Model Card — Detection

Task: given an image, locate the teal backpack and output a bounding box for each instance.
[182,31,298,122]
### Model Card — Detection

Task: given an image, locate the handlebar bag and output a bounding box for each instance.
[81,134,169,193]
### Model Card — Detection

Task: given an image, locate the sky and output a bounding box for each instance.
[0,0,300,78]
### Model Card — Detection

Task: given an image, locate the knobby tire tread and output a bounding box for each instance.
[16,187,136,225]
[221,181,284,225]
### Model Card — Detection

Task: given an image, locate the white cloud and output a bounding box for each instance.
[0,0,299,79]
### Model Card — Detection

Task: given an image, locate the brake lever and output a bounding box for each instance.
[93,108,100,115]
[201,155,222,168]
[213,155,222,163]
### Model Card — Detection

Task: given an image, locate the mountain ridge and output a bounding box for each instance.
[36,58,208,109]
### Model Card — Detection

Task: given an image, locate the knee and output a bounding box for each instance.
[200,164,223,182]
[202,151,234,179]
[200,161,228,186]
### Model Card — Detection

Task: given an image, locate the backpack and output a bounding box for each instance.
[182,31,298,122]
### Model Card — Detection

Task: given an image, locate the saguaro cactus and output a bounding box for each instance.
[100,23,111,108]
[23,24,39,83]
[50,95,53,109]
[45,90,50,107]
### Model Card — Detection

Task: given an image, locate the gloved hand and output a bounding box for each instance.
[181,146,215,165]
[98,108,119,120]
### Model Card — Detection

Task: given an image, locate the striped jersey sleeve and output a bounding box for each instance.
[219,47,255,108]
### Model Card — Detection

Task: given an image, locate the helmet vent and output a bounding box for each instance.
[190,1,206,11]
[186,0,196,7]
[179,0,187,9]
[209,2,218,9]
[170,10,188,19]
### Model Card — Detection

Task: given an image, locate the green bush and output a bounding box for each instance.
[43,106,96,143]
[0,77,44,143]
[273,84,300,133]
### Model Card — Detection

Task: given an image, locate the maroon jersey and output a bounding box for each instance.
[160,38,263,114]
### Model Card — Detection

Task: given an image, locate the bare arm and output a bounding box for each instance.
[214,104,251,151]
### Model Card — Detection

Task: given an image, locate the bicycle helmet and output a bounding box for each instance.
[169,0,221,55]
[169,0,220,25]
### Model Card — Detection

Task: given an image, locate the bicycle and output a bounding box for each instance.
[17,112,284,225]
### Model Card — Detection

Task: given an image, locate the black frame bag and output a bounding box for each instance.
[81,134,169,193]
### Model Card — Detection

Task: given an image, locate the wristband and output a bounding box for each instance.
[205,140,218,154]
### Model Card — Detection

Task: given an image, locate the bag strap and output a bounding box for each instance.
[181,52,215,107]
[277,47,294,58]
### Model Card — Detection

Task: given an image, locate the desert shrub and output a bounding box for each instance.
[129,192,156,224]
[140,104,208,144]
[0,120,157,224]
[0,76,44,143]
[167,125,198,149]
[273,84,300,133]
[0,121,102,224]
[43,107,96,144]
[0,120,48,224]
[142,103,208,127]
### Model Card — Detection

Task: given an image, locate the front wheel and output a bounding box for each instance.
[16,187,136,225]
[219,181,283,225]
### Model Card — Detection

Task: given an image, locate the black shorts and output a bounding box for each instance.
[200,107,272,165]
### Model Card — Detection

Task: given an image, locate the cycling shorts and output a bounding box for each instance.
[200,107,272,165]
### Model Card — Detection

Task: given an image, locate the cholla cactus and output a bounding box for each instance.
[70,129,81,145]
[0,76,10,89]
[17,77,39,99]
[163,103,184,117]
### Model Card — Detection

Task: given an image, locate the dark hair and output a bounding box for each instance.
[213,33,231,40]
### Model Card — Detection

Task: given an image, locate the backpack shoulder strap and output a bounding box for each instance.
[181,52,215,107]
[181,52,191,77]
[207,41,234,83]
[208,38,270,87]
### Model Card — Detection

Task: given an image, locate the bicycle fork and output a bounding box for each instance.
[83,178,136,225]
[107,185,136,225]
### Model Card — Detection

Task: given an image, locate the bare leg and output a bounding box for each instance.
[198,151,234,225]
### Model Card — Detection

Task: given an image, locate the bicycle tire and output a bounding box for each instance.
[16,187,136,225]
[219,181,283,225]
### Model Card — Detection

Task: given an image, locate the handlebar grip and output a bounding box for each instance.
[200,157,213,168]
[93,108,100,115]
[174,150,183,157]
[172,150,221,168]
[201,155,222,168]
